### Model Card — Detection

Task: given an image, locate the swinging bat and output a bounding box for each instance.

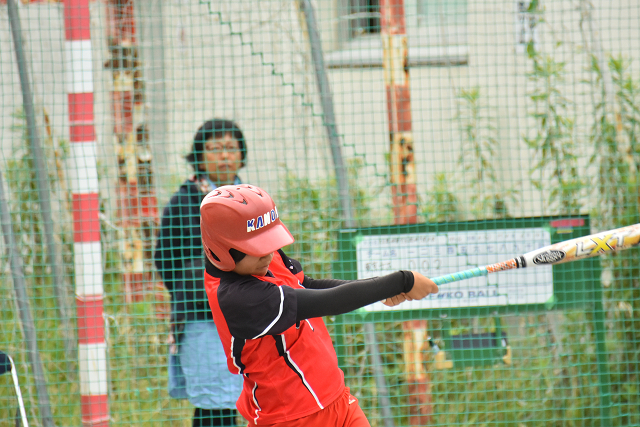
[431,223,640,286]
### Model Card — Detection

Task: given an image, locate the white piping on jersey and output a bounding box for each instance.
[230,336,243,374]
[251,381,262,424]
[252,286,285,339]
[280,335,324,410]
[305,319,314,331]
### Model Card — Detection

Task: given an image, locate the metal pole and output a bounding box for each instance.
[0,170,54,427]
[298,0,355,229]
[135,0,170,319]
[7,0,77,366]
[380,0,418,224]
[363,323,396,427]
[298,1,394,425]
[593,297,612,426]
[380,0,432,424]
[136,0,169,184]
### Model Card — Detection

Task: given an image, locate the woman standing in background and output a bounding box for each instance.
[155,119,246,426]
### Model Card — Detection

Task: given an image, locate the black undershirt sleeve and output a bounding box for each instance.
[301,276,347,290]
[295,271,414,321]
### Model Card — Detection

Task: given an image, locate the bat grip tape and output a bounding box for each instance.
[432,267,488,286]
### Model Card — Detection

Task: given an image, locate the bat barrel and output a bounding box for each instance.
[432,267,487,286]
[521,222,640,267]
[426,223,640,289]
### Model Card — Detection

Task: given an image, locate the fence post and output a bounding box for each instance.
[8,0,77,368]
[380,0,433,424]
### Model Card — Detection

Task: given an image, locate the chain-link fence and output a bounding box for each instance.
[1,0,639,426]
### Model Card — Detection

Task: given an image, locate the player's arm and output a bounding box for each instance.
[295,271,437,321]
[217,271,436,339]
[301,276,347,289]
[302,276,407,305]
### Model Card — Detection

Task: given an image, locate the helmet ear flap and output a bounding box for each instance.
[203,240,236,271]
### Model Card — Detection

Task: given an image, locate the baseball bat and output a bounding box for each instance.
[431,223,640,286]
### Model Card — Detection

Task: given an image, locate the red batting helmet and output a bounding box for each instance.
[200,184,294,271]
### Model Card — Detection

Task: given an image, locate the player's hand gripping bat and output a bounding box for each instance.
[430,223,640,286]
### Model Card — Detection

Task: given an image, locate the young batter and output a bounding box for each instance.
[200,184,438,427]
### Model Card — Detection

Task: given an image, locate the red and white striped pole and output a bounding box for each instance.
[64,1,109,426]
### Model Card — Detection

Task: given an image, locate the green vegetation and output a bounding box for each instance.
[456,87,515,220]
[278,158,373,278]
[585,53,640,425]
[524,41,584,215]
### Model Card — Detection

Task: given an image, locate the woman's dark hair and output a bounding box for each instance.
[186,119,247,172]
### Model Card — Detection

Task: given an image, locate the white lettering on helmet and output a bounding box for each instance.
[247,207,280,233]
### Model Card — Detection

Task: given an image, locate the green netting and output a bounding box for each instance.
[1,0,639,426]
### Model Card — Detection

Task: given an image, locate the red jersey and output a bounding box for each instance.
[204,250,345,425]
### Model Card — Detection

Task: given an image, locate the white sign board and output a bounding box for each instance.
[356,228,554,312]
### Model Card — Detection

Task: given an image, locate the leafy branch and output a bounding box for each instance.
[456,87,515,219]
[524,41,584,215]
